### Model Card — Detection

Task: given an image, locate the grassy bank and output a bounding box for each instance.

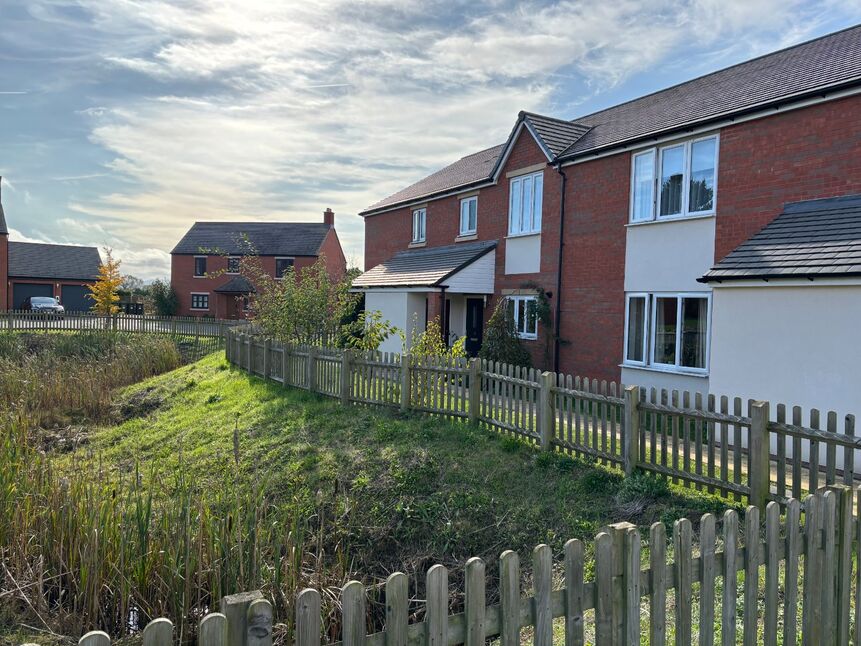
[1,352,737,642]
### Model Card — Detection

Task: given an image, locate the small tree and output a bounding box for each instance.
[347,310,404,352]
[478,299,531,368]
[87,248,123,315]
[150,279,179,316]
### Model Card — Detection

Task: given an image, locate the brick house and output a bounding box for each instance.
[355,25,861,417]
[0,180,101,311]
[170,209,347,319]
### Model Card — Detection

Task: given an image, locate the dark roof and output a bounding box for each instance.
[215,275,256,294]
[8,241,101,280]
[700,194,861,282]
[353,240,497,288]
[522,112,591,157]
[0,179,7,235]
[172,222,331,256]
[363,145,504,214]
[560,24,861,159]
[362,24,861,215]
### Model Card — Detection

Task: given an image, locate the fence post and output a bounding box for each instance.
[262,338,271,380]
[468,358,480,424]
[830,484,855,644]
[749,400,770,510]
[340,349,352,406]
[306,346,317,392]
[221,590,263,646]
[623,385,640,476]
[539,371,555,452]
[602,521,636,643]
[400,353,411,412]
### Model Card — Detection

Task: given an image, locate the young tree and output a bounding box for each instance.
[478,299,532,368]
[150,279,179,316]
[87,248,123,315]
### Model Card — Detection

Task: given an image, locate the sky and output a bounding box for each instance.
[1,1,860,280]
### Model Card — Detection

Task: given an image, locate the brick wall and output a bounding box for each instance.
[716,94,861,260]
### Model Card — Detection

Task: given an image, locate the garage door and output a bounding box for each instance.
[61,285,92,312]
[12,283,53,309]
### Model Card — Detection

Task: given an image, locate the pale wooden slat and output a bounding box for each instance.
[820,490,837,646]
[776,404,787,499]
[247,598,273,646]
[836,486,853,646]
[79,631,111,646]
[295,589,321,646]
[426,565,448,646]
[342,581,366,646]
[742,506,760,646]
[465,558,486,646]
[826,411,837,485]
[855,491,861,646]
[843,415,856,486]
[142,618,173,646]
[674,517,693,645]
[764,502,779,646]
[784,498,801,645]
[199,612,228,646]
[699,513,716,646]
[721,509,738,646]
[792,406,803,499]
[809,409,821,493]
[532,545,552,646]
[594,531,613,646]
[801,494,821,644]
[564,538,584,646]
[720,395,729,498]
[385,573,407,646]
[650,522,667,646]
[499,550,520,646]
[624,527,641,645]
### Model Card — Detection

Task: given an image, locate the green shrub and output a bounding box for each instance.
[478,299,531,368]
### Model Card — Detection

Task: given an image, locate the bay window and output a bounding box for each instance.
[509,171,543,235]
[459,196,477,236]
[624,293,710,372]
[630,134,718,223]
[507,295,538,340]
[412,208,426,243]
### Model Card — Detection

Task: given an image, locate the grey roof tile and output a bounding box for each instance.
[215,275,255,293]
[353,240,497,288]
[700,193,861,282]
[172,222,331,256]
[8,241,101,280]
[521,112,591,157]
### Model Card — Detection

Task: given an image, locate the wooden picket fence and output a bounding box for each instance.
[227,331,861,510]
[4,310,245,338]
[56,488,859,646]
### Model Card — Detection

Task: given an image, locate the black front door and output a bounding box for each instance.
[465,298,484,357]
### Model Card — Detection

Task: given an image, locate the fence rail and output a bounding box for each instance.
[227,331,861,509]
[56,488,859,646]
[4,310,244,338]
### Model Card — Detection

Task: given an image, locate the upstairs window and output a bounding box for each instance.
[509,171,543,235]
[459,196,477,236]
[630,134,718,223]
[227,256,240,274]
[194,256,207,277]
[275,257,294,279]
[507,295,538,340]
[412,208,426,243]
[624,293,710,373]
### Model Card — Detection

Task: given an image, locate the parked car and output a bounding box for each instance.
[21,296,66,318]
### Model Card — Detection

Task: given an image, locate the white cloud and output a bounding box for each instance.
[16,0,861,272]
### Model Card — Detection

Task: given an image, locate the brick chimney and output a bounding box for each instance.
[323,207,335,227]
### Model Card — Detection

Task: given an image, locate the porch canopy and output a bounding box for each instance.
[353,240,497,293]
[214,276,255,294]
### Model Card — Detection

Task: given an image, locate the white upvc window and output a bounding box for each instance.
[508,295,538,340]
[459,196,477,236]
[226,256,240,274]
[623,292,711,373]
[508,171,543,236]
[629,134,719,223]
[412,208,426,243]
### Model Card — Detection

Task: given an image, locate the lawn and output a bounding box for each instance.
[3,350,739,643]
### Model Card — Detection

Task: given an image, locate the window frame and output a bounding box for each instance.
[629,133,719,223]
[190,292,210,311]
[411,208,426,243]
[623,292,711,375]
[193,255,207,278]
[226,256,241,275]
[508,171,543,236]
[508,295,539,340]
[459,196,478,236]
[274,256,295,279]
[623,293,649,366]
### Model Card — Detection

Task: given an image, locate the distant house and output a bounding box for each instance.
[0,181,102,311]
[170,208,347,319]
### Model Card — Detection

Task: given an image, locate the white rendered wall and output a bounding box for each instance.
[364,291,428,354]
[504,234,540,274]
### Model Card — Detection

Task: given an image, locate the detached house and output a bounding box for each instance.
[355,25,861,418]
[0,180,101,311]
[170,209,346,319]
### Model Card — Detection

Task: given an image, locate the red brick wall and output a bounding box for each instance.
[317,228,347,280]
[0,234,7,310]
[363,128,561,367]
[716,94,861,260]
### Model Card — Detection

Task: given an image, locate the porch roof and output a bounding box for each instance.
[353,240,497,289]
[214,276,255,294]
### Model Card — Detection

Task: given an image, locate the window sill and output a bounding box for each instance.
[626,212,715,227]
[408,241,427,248]
[455,233,478,242]
[505,231,541,240]
[193,275,207,278]
[517,335,538,341]
[190,308,210,312]
[620,363,709,378]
